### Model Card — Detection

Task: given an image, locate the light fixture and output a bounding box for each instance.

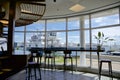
[69,4,85,12]
[0,19,8,25]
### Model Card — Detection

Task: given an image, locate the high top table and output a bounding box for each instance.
[29,47,105,71]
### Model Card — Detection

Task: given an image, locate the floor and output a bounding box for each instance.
[7,69,119,80]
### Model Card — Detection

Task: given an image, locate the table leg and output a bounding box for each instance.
[76,51,77,72]
[97,52,100,79]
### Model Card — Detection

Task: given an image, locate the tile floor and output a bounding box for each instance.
[7,69,119,80]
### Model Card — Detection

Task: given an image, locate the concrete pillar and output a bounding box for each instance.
[79,16,86,66]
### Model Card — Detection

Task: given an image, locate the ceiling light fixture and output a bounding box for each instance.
[69,4,85,12]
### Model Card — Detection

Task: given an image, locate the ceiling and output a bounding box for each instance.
[42,0,120,19]
[0,0,120,27]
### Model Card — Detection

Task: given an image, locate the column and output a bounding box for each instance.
[79,16,86,66]
[7,1,16,55]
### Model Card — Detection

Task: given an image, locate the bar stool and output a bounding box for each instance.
[99,59,113,80]
[63,50,73,72]
[26,62,41,80]
[26,52,42,80]
[36,51,43,67]
[44,50,55,69]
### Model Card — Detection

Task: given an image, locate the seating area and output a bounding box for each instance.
[0,0,120,80]
[0,48,120,80]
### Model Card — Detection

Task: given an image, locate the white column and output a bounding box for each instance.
[79,16,86,66]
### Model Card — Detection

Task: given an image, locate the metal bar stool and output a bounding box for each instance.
[99,59,113,80]
[63,50,73,72]
[44,50,55,69]
[26,62,41,80]
[26,51,42,80]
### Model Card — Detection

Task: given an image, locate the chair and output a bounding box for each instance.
[99,59,113,80]
[44,50,55,69]
[26,51,42,80]
[63,50,73,72]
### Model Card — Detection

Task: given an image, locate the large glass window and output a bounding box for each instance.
[68,17,79,30]
[14,32,25,54]
[84,15,90,28]
[26,20,45,31]
[92,27,120,49]
[15,26,25,31]
[26,32,45,48]
[91,8,119,28]
[47,19,66,31]
[92,27,120,71]
[68,31,80,47]
[46,31,66,47]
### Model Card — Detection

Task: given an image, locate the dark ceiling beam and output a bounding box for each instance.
[15,22,33,26]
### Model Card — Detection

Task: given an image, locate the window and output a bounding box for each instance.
[68,31,80,47]
[68,17,80,30]
[46,32,66,47]
[91,26,120,71]
[15,26,24,31]
[26,20,45,31]
[14,32,25,54]
[91,8,119,28]
[47,19,66,31]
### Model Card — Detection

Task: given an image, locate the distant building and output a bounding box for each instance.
[27,32,61,48]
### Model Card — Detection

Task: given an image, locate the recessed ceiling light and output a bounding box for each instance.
[69,4,85,12]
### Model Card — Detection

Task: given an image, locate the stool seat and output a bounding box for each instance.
[100,59,111,62]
